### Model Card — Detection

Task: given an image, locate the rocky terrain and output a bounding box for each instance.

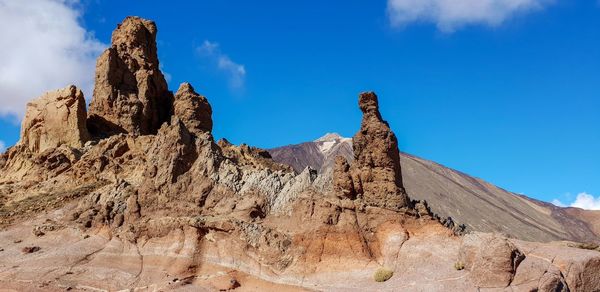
[270,135,600,244]
[0,16,598,291]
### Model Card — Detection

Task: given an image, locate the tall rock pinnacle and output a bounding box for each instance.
[173,82,213,136]
[334,92,410,209]
[87,16,172,136]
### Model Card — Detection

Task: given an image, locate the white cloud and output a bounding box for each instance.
[0,0,105,121]
[570,192,600,210]
[387,0,551,32]
[197,40,246,89]
[552,192,600,210]
[0,140,5,152]
[160,64,172,83]
[551,199,566,207]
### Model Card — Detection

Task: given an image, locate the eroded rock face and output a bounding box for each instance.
[144,117,196,186]
[173,83,213,135]
[332,156,355,199]
[20,85,89,153]
[218,138,293,173]
[88,16,172,136]
[2,16,600,292]
[334,92,410,210]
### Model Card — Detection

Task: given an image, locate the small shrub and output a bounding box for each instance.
[373,268,393,282]
[21,246,41,254]
[454,261,465,270]
[579,243,599,251]
[569,242,600,252]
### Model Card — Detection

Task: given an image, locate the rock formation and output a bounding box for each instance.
[333,92,410,209]
[0,16,599,292]
[332,156,355,199]
[269,137,600,244]
[19,85,89,153]
[459,233,525,287]
[88,16,172,136]
[173,82,213,135]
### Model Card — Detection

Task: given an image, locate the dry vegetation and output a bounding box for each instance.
[373,268,394,282]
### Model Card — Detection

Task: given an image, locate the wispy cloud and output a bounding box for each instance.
[197,40,246,90]
[0,140,5,153]
[551,199,566,207]
[387,0,552,32]
[552,192,600,210]
[160,64,172,83]
[0,0,106,121]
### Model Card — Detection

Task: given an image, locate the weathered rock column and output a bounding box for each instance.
[333,92,410,209]
[88,16,172,136]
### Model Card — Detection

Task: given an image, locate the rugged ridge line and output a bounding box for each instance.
[0,16,598,292]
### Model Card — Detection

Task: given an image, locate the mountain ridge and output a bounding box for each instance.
[0,16,598,291]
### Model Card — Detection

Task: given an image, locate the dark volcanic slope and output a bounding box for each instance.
[268,142,324,173]
[269,134,600,243]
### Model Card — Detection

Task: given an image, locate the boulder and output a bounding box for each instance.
[459,233,525,288]
[88,16,172,136]
[555,248,600,291]
[19,85,89,153]
[538,268,568,292]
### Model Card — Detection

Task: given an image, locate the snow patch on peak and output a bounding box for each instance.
[315,133,347,142]
[318,141,336,153]
[314,133,352,155]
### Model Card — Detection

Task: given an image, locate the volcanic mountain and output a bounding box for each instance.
[0,16,598,291]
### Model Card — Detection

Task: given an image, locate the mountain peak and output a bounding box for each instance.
[314,132,348,142]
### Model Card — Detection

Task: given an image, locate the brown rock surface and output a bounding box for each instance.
[0,16,598,292]
[19,85,89,153]
[270,137,600,244]
[88,16,172,136]
[173,82,213,135]
[459,233,525,287]
[334,92,410,210]
[332,156,355,199]
[220,139,294,173]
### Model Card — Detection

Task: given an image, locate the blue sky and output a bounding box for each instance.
[0,0,599,208]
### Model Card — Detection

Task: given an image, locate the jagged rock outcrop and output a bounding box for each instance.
[142,117,197,190]
[218,138,293,173]
[173,82,213,135]
[0,86,90,183]
[1,16,600,292]
[19,85,89,153]
[334,92,410,210]
[270,137,600,244]
[88,16,172,136]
